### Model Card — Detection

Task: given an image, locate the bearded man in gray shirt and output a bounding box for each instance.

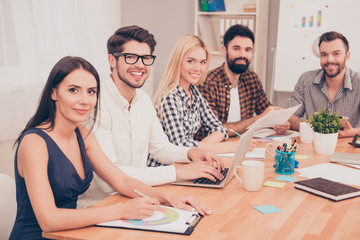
[287,31,360,138]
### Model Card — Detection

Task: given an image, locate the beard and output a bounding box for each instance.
[116,64,146,89]
[227,54,251,74]
[322,61,346,78]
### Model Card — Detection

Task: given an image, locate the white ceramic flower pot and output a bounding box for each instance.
[313,132,338,155]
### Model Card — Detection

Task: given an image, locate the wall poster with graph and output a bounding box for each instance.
[273,0,360,92]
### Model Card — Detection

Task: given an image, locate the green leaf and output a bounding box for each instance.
[308,108,340,134]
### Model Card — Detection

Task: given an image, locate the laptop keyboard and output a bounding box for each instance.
[193,168,229,185]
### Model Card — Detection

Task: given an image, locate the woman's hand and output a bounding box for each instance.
[188,148,224,171]
[118,197,159,220]
[175,161,224,182]
[167,195,212,216]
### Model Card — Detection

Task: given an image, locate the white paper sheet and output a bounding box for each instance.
[217,148,266,159]
[296,163,360,186]
[250,104,301,129]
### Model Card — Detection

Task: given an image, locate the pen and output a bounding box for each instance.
[230,129,241,137]
[289,143,297,153]
[133,189,150,198]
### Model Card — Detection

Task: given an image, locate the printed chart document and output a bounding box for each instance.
[96,205,202,235]
[250,104,301,129]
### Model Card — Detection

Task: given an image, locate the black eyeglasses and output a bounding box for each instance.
[113,53,156,66]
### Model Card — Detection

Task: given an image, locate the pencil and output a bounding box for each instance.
[133,189,150,198]
[230,129,241,137]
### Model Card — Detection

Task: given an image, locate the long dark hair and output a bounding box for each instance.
[14,56,101,146]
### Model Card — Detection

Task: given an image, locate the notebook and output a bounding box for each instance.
[294,177,360,201]
[171,126,256,188]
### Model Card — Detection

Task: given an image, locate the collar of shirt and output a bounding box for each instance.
[174,84,200,108]
[104,77,139,110]
[313,67,353,91]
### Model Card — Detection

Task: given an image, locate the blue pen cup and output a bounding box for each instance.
[274,149,296,175]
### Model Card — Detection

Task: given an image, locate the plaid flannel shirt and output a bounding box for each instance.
[196,63,270,139]
[156,84,228,147]
[149,84,228,167]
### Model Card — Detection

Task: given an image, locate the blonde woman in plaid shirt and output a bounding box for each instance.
[153,35,256,157]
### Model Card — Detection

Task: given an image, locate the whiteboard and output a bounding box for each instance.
[274,0,360,92]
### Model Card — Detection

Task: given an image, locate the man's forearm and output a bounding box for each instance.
[223,116,259,136]
[289,115,301,131]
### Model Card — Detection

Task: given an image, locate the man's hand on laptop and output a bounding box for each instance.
[175,162,224,182]
[187,148,224,171]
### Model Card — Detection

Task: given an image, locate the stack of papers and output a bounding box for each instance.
[297,163,360,186]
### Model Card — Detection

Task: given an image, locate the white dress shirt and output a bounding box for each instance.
[78,77,190,208]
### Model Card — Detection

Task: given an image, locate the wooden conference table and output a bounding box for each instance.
[43,137,360,240]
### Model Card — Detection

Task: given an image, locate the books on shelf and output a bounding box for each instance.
[199,0,209,12]
[294,177,360,202]
[199,0,226,12]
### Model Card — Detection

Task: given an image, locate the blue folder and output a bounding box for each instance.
[208,0,225,12]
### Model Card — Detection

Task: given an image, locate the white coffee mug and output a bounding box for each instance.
[299,122,313,143]
[233,160,264,191]
[265,137,292,157]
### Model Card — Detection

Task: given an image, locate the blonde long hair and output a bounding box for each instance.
[153,34,211,108]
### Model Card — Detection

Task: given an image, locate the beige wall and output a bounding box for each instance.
[0,140,15,178]
[121,0,195,97]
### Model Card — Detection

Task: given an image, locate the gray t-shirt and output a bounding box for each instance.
[286,68,360,128]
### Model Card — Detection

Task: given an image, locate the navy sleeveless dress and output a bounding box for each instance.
[10,128,93,240]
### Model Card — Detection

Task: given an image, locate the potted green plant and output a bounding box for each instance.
[308,108,341,154]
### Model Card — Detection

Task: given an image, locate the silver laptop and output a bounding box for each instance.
[171,126,256,188]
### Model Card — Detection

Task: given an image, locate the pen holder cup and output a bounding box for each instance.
[274,150,297,175]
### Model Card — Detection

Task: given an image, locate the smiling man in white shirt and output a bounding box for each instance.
[78,26,224,208]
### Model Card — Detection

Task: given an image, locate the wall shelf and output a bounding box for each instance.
[194,0,269,87]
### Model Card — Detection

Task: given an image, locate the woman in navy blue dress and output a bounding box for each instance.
[10,56,211,239]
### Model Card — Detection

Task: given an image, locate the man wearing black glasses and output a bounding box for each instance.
[78,26,224,208]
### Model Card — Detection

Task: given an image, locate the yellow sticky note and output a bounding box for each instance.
[295,154,309,160]
[263,181,285,188]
